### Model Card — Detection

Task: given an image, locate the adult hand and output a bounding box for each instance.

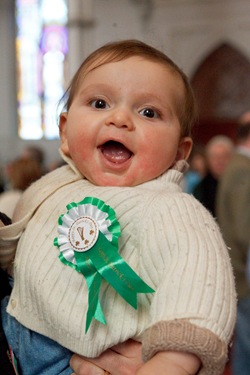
[70,339,143,375]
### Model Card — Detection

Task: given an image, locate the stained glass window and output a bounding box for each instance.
[16,0,68,139]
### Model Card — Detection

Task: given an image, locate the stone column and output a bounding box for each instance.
[67,0,95,81]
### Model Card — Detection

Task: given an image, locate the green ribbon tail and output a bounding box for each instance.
[74,252,106,333]
[90,233,155,309]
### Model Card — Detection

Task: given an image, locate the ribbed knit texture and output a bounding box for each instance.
[0,155,236,374]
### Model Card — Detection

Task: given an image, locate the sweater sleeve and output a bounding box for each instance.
[139,192,236,375]
[0,164,82,272]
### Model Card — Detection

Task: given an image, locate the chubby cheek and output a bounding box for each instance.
[134,155,164,184]
[67,130,88,157]
[141,140,177,176]
[66,139,89,172]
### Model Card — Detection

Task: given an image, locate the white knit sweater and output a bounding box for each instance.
[0,155,236,375]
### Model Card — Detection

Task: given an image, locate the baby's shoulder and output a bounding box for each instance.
[14,165,80,221]
[136,189,217,231]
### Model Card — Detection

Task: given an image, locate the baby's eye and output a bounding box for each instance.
[139,108,158,118]
[90,99,109,109]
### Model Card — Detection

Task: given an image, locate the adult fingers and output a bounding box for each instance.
[70,354,105,375]
[70,340,143,375]
[110,339,142,358]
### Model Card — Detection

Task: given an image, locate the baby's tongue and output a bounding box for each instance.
[101,141,132,164]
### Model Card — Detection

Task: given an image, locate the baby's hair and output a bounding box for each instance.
[60,39,197,137]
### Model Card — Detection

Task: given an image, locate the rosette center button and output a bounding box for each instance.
[68,216,99,252]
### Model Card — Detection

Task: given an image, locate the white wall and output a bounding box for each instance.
[1,0,250,168]
[0,0,61,169]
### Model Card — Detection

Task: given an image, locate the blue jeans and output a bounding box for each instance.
[1,296,73,375]
[231,296,250,375]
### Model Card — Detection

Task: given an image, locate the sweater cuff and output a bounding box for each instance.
[142,320,228,375]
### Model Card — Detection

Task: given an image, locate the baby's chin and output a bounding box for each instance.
[88,172,146,187]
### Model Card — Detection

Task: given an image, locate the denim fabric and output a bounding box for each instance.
[1,296,73,375]
[231,296,250,375]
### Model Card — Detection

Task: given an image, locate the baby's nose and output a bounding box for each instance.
[105,108,135,130]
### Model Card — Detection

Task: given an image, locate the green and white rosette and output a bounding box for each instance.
[54,196,154,332]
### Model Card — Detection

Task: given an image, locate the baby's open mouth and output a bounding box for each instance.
[100,141,133,164]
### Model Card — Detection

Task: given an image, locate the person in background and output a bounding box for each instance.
[216,116,250,375]
[193,135,234,217]
[0,158,43,219]
[183,144,207,194]
[0,40,236,375]
[21,145,47,174]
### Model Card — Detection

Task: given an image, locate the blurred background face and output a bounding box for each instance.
[206,142,233,179]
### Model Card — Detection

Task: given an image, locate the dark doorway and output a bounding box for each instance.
[191,43,250,144]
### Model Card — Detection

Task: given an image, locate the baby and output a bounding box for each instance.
[0,39,236,375]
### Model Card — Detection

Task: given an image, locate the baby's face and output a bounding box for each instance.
[60,56,192,186]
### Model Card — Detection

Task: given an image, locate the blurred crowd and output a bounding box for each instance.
[0,146,64,219]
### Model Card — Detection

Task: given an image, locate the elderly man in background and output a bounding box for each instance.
[193,135,234,217]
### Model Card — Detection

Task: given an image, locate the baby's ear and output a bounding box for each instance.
[176,137,193,161]
[59,112,70,156]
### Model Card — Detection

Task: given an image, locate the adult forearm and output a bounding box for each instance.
[136,351,201,375]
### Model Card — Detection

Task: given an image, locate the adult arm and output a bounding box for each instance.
[136,351,200,375]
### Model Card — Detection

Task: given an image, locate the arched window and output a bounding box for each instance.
[16,0,68,140]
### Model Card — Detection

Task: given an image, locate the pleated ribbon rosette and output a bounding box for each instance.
[54,196,154,332]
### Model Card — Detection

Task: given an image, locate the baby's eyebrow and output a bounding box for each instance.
[137,92,173,111]
[136,92,163,103]
[78,83,114,96]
